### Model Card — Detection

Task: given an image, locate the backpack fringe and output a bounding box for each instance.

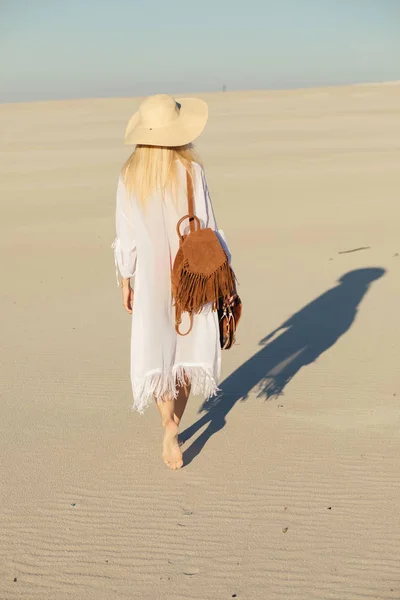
[175,261,236,315]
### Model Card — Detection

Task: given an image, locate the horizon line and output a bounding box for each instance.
[1,79,400,107]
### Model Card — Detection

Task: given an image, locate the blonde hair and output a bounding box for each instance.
[121,143,202,204]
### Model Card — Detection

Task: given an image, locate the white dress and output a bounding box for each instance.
[112,161,231,413]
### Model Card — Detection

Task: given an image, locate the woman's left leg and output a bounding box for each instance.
[156,395,183,470]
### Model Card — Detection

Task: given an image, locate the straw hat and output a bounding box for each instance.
[124,94,208,147]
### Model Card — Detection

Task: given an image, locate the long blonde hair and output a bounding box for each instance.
[121,144,202,204]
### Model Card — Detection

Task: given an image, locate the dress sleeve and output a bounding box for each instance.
[111,176,137,287]
[195,165,232,264]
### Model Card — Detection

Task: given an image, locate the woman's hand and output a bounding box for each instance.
[122,279,134,314]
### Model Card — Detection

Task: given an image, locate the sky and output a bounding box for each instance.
[0,0,399,102]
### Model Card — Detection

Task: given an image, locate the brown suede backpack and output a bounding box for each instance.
[171,170,236,336]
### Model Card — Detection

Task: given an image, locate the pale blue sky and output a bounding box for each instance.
[1,0,399,102]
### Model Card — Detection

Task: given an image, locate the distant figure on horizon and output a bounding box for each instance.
[112,94,236,470]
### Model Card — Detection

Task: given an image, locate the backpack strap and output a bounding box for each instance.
[175,312,194,336]
[173,168,197,337]
[176,169,200,239]
[186,170,196,234]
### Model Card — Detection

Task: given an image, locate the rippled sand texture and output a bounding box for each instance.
[1,84,400,599]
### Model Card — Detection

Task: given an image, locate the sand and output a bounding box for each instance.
[1,84,400,599]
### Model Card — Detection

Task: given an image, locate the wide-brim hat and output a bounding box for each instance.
[124,94,208,147]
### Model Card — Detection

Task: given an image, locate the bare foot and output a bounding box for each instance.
[162,421,183,470]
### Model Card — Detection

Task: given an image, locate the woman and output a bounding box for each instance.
[112,94,233,470]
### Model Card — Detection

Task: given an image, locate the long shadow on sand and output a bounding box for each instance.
[180,268,385,465]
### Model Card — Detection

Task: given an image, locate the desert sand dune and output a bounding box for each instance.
[1,84,400,599]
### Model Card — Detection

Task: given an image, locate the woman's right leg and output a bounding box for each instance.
[173,383,191,426]
[156,396,183,470]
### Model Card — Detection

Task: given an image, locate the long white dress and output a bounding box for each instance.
[112,161,231,413]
